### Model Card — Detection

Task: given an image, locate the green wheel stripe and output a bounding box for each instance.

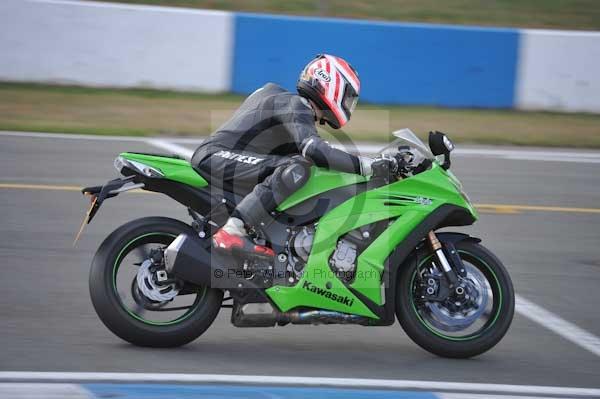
[112,232,206,326]
[409,250,503,341]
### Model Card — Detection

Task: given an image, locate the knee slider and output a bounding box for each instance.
[279,161,310,195]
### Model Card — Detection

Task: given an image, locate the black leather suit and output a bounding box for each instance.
[192,83,361,229]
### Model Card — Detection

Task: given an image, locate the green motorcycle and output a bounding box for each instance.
[84,129,514,358]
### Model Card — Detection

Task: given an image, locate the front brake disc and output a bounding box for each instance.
[424,263,489,332]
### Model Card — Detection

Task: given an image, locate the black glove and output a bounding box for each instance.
[370,156,398,180]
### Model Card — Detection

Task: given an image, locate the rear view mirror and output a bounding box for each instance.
[429,131,454,156]
[429,131,454,170]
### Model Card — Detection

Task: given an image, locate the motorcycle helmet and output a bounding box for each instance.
[297,54,360,129]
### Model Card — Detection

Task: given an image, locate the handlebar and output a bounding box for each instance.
[371,149,434,181]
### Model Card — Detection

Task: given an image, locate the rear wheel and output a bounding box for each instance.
[396,240,514,358]
[89,217,223,347]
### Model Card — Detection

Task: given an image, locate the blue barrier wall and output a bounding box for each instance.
[232,13,520,108]
[3,1,598,113]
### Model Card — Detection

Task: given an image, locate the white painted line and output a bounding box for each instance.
[32,0,231,16]
[454,148,600,164]
[1,372,599,397]
[438,394,560,399]
[3,130,600,164]
[0,130,151,142]
[146,138,600,164]
[501,155,600,164]
[318,142,600,163]
[145,138,194,160]
[455,148,600,159]
[515,294,600,357]
[0,383,92,399]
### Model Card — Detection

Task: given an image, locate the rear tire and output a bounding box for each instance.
[89,217,223,347]
[396,240,514,358]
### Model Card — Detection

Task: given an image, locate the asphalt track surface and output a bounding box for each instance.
[1,132,599,391]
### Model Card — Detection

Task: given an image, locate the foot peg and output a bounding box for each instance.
[212,229,275,258]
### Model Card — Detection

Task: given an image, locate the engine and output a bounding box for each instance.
[286,226,360,283]
[330,238,358,279]
[286,227,314,280]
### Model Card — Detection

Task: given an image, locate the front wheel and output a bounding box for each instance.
[89,217,223,347]
[396,240,514,358]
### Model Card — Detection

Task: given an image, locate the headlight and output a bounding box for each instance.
[114,156,164,178]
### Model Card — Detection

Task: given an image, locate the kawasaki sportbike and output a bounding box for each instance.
[83,129,514,358]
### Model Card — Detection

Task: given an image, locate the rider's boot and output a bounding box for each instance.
[212,217,275,258]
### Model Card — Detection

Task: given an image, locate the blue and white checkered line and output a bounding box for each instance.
[0,382,594,399]
[86,384,439,399]
[1,373,600,399]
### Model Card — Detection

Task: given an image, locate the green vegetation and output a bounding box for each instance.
[1,82,599,147]
[93,0,600,30]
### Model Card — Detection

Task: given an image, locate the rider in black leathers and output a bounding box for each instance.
[192,54,380,257]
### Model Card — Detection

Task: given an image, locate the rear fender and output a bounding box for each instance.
[81,176,140,223]
[82,175,219,225]
[82,152,215,225]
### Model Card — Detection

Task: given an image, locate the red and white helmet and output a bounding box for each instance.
[297,54,360,129]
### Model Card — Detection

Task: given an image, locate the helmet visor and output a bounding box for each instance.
[341,84,359,118]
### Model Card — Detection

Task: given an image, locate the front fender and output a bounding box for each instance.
[436,232,481,245]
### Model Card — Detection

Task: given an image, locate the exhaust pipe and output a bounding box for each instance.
[164,234,255,289]
[232,301,370,327]
[282,310,368,325]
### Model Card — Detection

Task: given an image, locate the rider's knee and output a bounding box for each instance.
[278,157,310,195]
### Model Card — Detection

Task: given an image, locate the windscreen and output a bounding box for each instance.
[379,129,434,160]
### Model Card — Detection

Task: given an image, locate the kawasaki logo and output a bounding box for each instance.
[302,281,354,307]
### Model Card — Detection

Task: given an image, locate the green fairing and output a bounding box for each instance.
[277,167,367,211]
[266,163,477,318]
[120,152,208,188]
[119,151,476,319]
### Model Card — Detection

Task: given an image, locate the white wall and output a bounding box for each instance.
[516,29,600,113]
[1,0,599,113]
[0,0,233,92]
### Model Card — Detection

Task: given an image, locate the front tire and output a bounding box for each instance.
[396,240,514,358]
[89,217,223,347]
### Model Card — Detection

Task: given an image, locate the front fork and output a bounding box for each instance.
[427,231,466,291]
